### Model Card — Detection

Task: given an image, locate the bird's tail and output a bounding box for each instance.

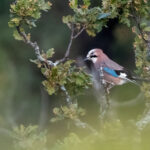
[123,77,150,87]
[125,78,139,86]
[131,77,150,82]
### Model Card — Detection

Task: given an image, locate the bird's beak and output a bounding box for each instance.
[84,57,90,61]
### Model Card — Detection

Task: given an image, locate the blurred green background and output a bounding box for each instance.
[0,0,148,150]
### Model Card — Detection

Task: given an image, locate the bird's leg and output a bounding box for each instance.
[106,83,114,94]
[105,83,110,94]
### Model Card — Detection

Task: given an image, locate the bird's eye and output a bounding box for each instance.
[90,55,97,58]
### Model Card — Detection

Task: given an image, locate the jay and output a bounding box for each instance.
[85,48,136,87]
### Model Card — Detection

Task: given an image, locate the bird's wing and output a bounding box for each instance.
[103,67,130,78]
[103,67,119,77]
[104,59,124,70]
[103,67,137,84]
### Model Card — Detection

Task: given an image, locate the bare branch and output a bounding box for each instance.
[55,26,75,64]
[61,85,73,106]
[16,26,54,66]
[73,27,85,39]
[64,26,75,58]
[55,25,85,65]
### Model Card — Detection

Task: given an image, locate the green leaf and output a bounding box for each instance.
[69,0,78,9]
[32,11,41,19]
[50,117,59,123]
[13,30,23,41]
[30,59,39,64]
[8,17,21,27]
[41,2,52,11]
[43,80,56,95]
[48,87,55,95]
[53,107,61,115]
[46,48,55,58]
[75,78,83,85]
[97,13,110,20]
[83,0,91,7]
[41,68,46,74]
[143,26,150,32]
[140,22,147,28]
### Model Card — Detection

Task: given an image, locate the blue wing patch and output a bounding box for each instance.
[103,67,118,77]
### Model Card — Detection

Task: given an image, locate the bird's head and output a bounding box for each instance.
[84,48,104,63]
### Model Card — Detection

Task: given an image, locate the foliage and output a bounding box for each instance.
[51,104,86,122]
[8,0,52,40]
[10,121,149,150]
[52,121,141,150]
[30,48,91,96]
[102,0,150,99]
[9,0,51,27]
[7,0,150,150]
[42,60,91,96]
[8,0,92,127]
[12,125,47,150]
[102,0,132,26]
[63,0,111,36]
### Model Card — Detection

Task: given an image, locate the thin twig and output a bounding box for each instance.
[55,25,85,65]
[73,27,85,39]
[55,25,75,64]
[16,26,54,66]
[64,26,75,58]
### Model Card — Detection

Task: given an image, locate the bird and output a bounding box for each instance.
[84,48,137,87]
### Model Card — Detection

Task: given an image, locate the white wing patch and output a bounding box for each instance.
[118,73,127,78]
[118,73,128,85]
[118,72,138,85]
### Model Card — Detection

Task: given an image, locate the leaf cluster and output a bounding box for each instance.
[8,0,51,40]
[102,0,150,27]
[30,48,91,96]
[130,1,150,99]
[12,125,47,150]
[9,0,51,28]
[52,121,140,150]
[102,0,150,99]
[102,0,132,26]
[51,104,86,122]
[42,60,92,96]
[63,0,110,36]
